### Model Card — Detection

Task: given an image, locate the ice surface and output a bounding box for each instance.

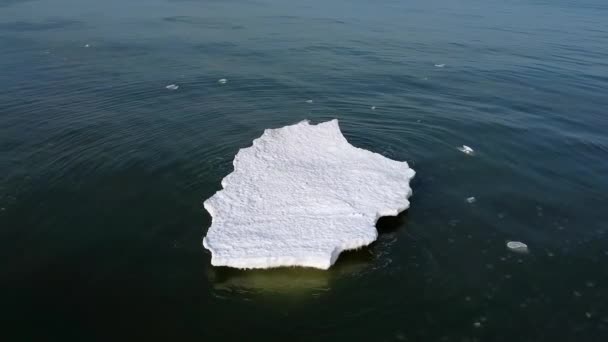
[466,196,476,204]
[458,145,474,155]
[218,78,228,84]
[203,120,415,270]
[165,84,179,90]
[506,241,528,252]
[434,63,446,68]
[305,99,313,104]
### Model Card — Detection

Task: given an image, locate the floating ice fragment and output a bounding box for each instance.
[458,145,474,155]
[371,106,376,110]
[305,99,313,104]
[84,44,90,48]
[434,63,446,68]
[506,241,528,253]
[466,196,476,204]
[202,120,416,270]
[165,84,179,90]
[218,78,228,84]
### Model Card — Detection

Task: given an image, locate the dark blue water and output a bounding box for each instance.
[1,0,608,340]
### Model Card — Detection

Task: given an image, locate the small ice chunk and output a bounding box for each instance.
[371,106,376,110]
[305,99,313,104]
[473,322,482,328]
[466,196,476,204]
[84,44,90,48]
[506,241,528,253]
[218,78,228,84]
[165,84,179,90]
[434,63,446,68]
[458,145,474,155]
[202,120,416,270]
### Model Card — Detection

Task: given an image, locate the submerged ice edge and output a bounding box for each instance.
[202,119,415,270]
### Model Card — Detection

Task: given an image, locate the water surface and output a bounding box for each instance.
[1,0,608,340]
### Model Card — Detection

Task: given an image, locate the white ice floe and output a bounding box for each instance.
[218,78,228,84]
[466,196,476,204]
[458,145,475,155]
[203,119,416,270]
[84,44,90,48]
[305,99,313,104]
[371,106,376,110]
[434,63,446,68]
[506,241,528,253]
[165,84,179,90]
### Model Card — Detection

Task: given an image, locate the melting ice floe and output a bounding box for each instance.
[458,145,474,155]
[202,120,416,270]
[506,241,528,253]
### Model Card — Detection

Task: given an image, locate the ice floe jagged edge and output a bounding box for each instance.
[202,119,415,269]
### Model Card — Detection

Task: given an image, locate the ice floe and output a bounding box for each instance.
[202,119,415,270]
[434,63,446,68]
[218,78,228,84]
[458,145,474,155]
[305,99,313,104]
[165,84,179,90]
[466,196,476,204]
[506,241,528,253]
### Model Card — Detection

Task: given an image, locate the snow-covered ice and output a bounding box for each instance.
[506,241,528,253]
[458,145,474,155]
[202,119,415,270]
[165,84,179,90]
